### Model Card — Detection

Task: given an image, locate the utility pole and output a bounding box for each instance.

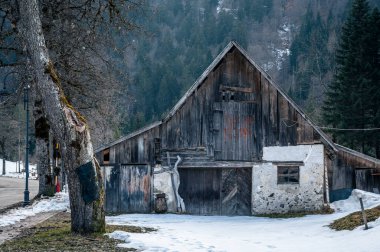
[23,85,30,206]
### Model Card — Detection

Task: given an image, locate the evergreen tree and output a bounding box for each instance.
[323,0,380,157]
[289,8,329,104]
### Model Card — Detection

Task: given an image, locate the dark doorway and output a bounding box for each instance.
[178,167,252,215]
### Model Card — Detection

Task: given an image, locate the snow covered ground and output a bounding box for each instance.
[1,186,379,252]
[0,191,69,227]
[107,189,380,252]
[0,158,37,179]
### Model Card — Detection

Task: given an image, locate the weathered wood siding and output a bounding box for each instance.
[103,165,119,213]
[102,164,153,213]
[178,168,221,215]
[327,147,380,201]
[178,167,252,215]
[99,125,160,166]
[355,169,380,193]
[98,46,323,166]
[160,47,320,162]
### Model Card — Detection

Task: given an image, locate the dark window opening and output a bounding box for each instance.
[103,148,110,164]
[230,92,235,101]
[277,166,299,184]
[154,138,161,164]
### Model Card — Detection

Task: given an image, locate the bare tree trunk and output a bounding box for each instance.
[19,0,105,233]
[34,97,51,195]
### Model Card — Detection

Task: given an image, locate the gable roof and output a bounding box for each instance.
[96,41,338,153]
[163,41,337,152]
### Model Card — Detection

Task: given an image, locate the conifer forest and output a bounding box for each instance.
[1,0,380,164]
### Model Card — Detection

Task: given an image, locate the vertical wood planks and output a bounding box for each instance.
[103,165,120,213]
[118,165,151,213]
[178,167,251,216]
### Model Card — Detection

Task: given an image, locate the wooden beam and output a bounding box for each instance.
[220,85,254,93]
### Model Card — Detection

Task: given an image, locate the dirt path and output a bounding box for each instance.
[0,211,59,245]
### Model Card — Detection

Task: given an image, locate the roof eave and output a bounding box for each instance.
[94,121,162,153]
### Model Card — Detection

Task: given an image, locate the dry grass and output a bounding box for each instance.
[0,212,156,252]
[329,206,380,231]
[255,206,334,219]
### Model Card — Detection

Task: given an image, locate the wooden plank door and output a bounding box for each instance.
[178,168,221,215]
[178,168,251,215]
[102,165,120,213]
[119,164,152,213]
[214,102,256,161]
[221,168,252,215]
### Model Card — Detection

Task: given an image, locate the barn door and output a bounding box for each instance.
[214,102,256,160]
[178,167,252,215]
[221,168,252,215]
[178,168,221,215]
[102,165,120,213]
[118,164,152,213]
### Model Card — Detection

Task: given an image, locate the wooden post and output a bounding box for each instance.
[359,197,369,230]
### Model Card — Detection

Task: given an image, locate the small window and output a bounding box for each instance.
[103,148,110,164]
[154,138,161,164]
[277,166,299,184]
[221,91,226,101]
[230,92,235,101]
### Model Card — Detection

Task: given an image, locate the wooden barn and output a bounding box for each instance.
[95,41,380,215]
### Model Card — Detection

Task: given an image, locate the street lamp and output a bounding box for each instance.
[23,84,30,206]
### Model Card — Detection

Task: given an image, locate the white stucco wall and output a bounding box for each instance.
[153,165,185,213]
[154,168,176,212]
[252,144,325,214]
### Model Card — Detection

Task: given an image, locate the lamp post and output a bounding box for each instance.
[23,84,30,206]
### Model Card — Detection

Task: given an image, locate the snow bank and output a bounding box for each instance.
[0,192,70,227]
[0,158,37,179]
[331,189,380,213]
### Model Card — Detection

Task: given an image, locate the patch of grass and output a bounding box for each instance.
[107,224,157,234]
[0,212,156,252]
[329,206,380,231]
[255,212,308,218]
[255,206,334,219]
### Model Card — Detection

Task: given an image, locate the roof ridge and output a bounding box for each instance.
[162,41,336,152]
[96,41,338,153]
